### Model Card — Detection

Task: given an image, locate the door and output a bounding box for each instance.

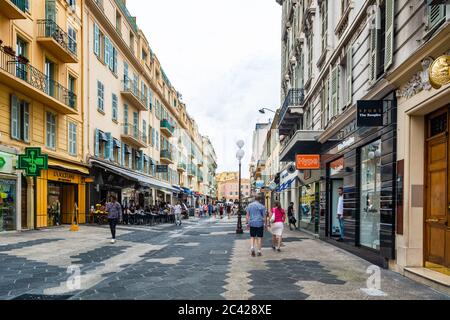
[425,109,450,268]
[45,59,55,97]
[330,179,343,237]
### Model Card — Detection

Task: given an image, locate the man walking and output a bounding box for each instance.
[287,202,297,230]
[174,201,182,226]
[245,195,267,257]
[337,187,344,242]
[106,196,122,244]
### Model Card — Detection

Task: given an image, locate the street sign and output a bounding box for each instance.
[296,154,320,170]
[356,100,383,127]
[156,165,168,173]
[17,148,48,177]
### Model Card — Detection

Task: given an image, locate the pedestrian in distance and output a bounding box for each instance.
[219,203,224,219]
[174,201,182,226]
[245,195,268,257]
[287,202,297,230]
[226,203,232,219]
[105,195,122,244]
[269,201,286,252]
[337,187,345,242]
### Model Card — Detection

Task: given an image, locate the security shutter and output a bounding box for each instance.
[94,129,99,157]
[384,0,394,71]
[346,46,353,106]
[369,28,378,84]
[11,95,19,139]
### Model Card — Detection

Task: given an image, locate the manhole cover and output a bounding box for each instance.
[12,294,73,300]
[210,250,227,255]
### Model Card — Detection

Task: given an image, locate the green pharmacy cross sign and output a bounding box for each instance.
[17,148,48,177]
[0,156,5,169]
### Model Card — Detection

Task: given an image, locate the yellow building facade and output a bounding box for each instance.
[0,0,87,231]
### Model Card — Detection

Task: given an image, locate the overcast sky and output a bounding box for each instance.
[127,0,281,178]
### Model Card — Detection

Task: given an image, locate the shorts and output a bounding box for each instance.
[250,226,264,238]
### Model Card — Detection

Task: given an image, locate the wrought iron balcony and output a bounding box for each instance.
[160,119,174,137]
[37,20,78,63]
[160,150,173,164]
[177,162,186,172]
[121,78,148,111]
[121,123,147,148]
[0,45,77,114]
[278,88,305,136]
[0,0,27,19]
[187,164,196,177]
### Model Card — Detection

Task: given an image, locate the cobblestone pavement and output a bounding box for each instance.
[0,217,449,300]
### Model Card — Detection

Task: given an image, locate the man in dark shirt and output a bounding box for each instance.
[287,202,297,230]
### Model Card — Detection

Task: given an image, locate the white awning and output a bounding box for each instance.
[90,159,177,193]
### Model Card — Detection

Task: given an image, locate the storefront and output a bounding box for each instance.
[36,165,88,228]
[299,177,320,234]
[0,148,21,232]
[319,92,397,268]
[279,167,299,223]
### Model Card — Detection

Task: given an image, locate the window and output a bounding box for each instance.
[68,75,76,108]
[67,0,76,10]
[68,25,77,55]
[133,112,138,138]
[155,131,159,150]
[16,37,28,81]
[10,95,29,142]
[116,11,122,35]
[105,36,111,68]
[112,94,118,121]
[124,104,129,132]
[427,1,446,31]
[45,59,56,97]
[97,81,104,111]
[307,33,313,80]
[321,0,328,51]
[142,49,147,61]
[68,122,77,156]
[142,120,147,142]
[130,32,135,53]
[94,23,100,57]
[46,112,57,149]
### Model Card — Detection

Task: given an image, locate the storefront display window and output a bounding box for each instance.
[360,140,381,250]
[300,185,315,223]
[47,183,62,227]
[0,179,16,232]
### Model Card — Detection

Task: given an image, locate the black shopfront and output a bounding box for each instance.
[319,92,397,268]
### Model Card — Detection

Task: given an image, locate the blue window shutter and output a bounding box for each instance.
[94,23,99,56]
[94,129,99,157]
[128,149,132,169]
[139,150,144,171]
[104,37,110,66]
[112,47,117,73]
[10,95,19,139]
[121,142,126,166]
[105,132,112,161]
[23,102,30,142]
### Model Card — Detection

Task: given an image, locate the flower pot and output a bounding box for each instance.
[3,46,15,56]
[17,55,29,64]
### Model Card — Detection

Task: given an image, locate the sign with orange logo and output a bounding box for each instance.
[296,155,321,170]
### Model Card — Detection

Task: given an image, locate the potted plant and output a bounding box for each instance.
[17,54,29,65]
[3,46,15,56]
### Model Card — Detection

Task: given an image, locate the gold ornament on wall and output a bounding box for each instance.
[429,55,450,89]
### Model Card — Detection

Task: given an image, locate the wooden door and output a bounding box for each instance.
[425,110,450,267]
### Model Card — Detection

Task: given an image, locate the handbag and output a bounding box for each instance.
[270,208,276,223]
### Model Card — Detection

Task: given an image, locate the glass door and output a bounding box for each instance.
[45,59,55,97]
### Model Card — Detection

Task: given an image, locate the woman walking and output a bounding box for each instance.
[269,201,286,252]
[105,196,122,244]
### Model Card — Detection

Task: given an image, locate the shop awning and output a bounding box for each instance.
[48,158,90,175]
[181,187,193,195]
[90,159,177,193]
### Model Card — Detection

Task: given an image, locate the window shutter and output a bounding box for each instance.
[94,23,99,56]
[23,102,30,142]
[331,67,338,118]
[105,132,112,161]
[369,29,378,84]
[346,46,353,106]
[113,48,117,73]
[428,3,445,30]
[110,45,114,71]
[384,0,394,71]
[128,149,132,169]
[121,142,125,166]
[139,151,144,171]
[94,129,99,157]
[104,37,110,66]
[10,95,19,139]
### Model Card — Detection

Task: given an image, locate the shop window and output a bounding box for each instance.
[359,140,382,250]
[0,179,17,232]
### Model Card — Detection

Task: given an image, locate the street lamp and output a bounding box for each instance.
[236,140,245,234]
[258,108,276,114]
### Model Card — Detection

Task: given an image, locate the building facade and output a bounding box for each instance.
[216,172,250,203]
[0,0,87,231]
[276,0,450,285]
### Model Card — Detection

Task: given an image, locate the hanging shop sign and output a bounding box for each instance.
[357,100,383,127]
[156,165,168,173]
[296,155,320,170]
[17,147,48,177]
[429,55,450,89]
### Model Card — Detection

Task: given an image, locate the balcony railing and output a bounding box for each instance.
[177,163,186,171]
[37,20,78,60]
[121,78,148,111]
[188,164,196,176]
[121,123,146,146]
[160,119,174,135]
[160,150,173,161]
[0,46,77,110]
[279,88,304,126]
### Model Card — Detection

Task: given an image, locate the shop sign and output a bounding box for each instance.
[17,148,48,177]
[357,100,383,127]
[48,169,78,183]
[429,55,450,89]
[330,158,344,177]
[0,152,15,174]
[296,155,320,170]
[156,165,168,173]
[337,136,355,152]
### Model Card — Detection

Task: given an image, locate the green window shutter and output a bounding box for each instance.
[128,149,132,169]
[121,142,126,166]
[369,29,378,84]
[23,102,30,142]
[113,48,117,73]
[10,95,19,139]
[346,46,353,106]
[94,23,99,56]
[331,67,338,117]
[94,129,99,157]
[139,150,144,171]
[384,0,394,71]
[428,3,445,29]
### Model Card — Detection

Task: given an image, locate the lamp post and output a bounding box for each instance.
[236,140,245,234]
[258,108,276,114]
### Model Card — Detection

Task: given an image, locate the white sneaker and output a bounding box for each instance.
[110,239,116,244]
